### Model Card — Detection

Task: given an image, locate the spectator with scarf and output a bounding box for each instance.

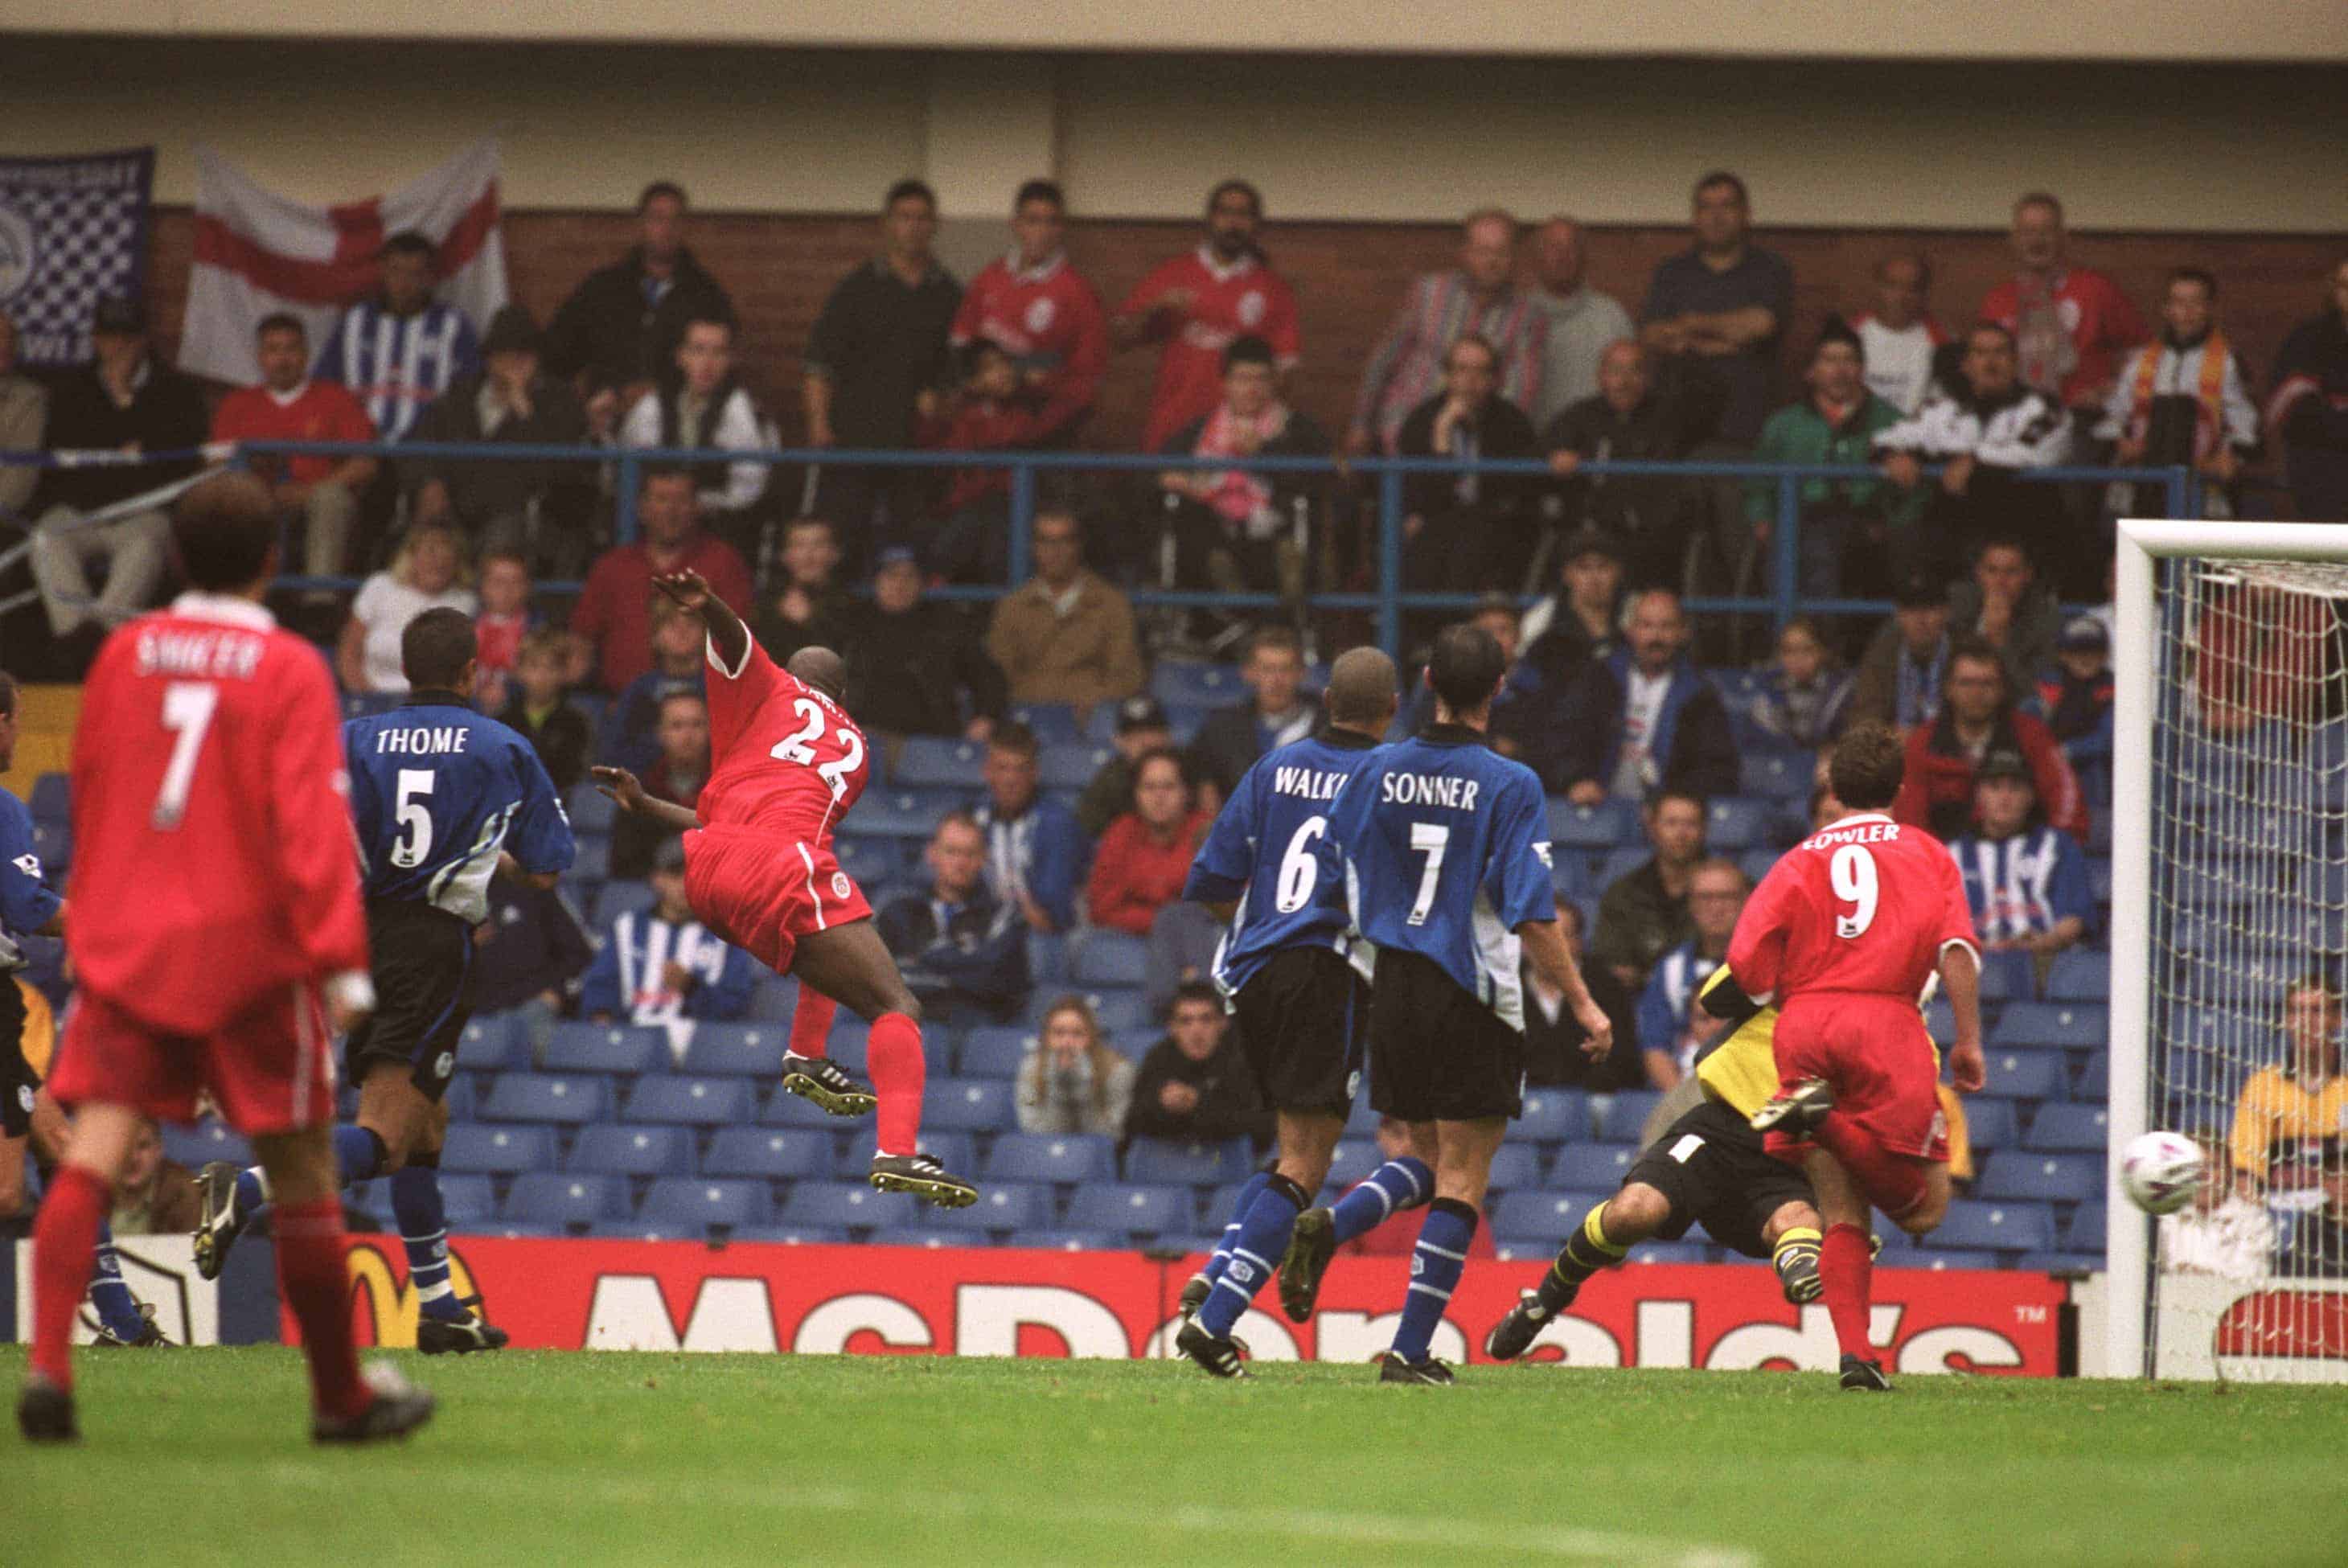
[2099,268,2260,519]
[1155,335,1329,595]
[1347,207,1545,455]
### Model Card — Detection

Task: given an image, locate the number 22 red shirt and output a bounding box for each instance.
[1726,812,1979,1006]
[698,632,870,846]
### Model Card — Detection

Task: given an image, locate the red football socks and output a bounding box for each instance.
[1821,1221,1876,1361]
[866,1012,926,1157]
[1814,1110,1930,1223]
[273,1197,370,1423]
[30,1163,109,1388]
[788,987,839,1061]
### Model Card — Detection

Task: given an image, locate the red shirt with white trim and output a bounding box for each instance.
[699,632,871,848]
[1726,811,1979,1006]
[950,252,1110,437]
[1978,269,2148,409]
[209,381,377,486]
[68,593,369,1034]
[1118,248,1303,450]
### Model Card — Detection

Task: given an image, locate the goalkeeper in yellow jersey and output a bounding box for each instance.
[1488,963,1827,1358]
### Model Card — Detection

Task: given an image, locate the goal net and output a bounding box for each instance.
[2117,521,2348,1383]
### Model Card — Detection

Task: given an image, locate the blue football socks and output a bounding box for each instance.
[1197,1175,1309,1339]
[87,1222,148,1340]
[1197,1169,1271,1291]
[1390,1197,1478,1365]
[1328,1156,1431,1244]
[391,1163,464,1322]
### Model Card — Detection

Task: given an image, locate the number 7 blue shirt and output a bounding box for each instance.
[1182,729,1383,999]
[1319,722,1556,1030]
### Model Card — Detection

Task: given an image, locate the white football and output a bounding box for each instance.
[2120,1130,2204,1215]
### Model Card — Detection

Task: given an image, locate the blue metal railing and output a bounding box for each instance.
[5,438,2200,658]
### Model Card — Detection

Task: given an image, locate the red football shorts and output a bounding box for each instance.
[683,826,873,976]
[1766,991,1949,1165]
[47,983,336,1137]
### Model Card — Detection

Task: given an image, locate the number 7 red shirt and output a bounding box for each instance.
[698,631,870,847]
[1726,812,1980,1006]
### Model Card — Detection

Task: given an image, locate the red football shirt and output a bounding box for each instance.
[950,252,1109,436]
[1118,248,1303,451]
[699,632,871,845]
[1978,269,2149,408]
[68,593,369,1035]
[209,380,377,486]
[572,532,754,693]
[1726,812,1979,1007]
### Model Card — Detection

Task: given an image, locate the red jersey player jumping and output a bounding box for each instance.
[1730,720,1987,1393]
[19,473,433,1444]
[591,568,979,1206]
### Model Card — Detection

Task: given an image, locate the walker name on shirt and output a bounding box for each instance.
[371,726,474,756]
[1379,773,1481,811]
[1803,819,1904,851]
[134,629,265,682]
[1271,765,1352,803]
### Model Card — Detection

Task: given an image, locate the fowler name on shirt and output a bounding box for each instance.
[1379,772,1482,811]
[1270,765,1352,803]
[1803,818,1904,851]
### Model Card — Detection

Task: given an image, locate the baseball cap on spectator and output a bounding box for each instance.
[1558,527,1624,567]
[2057,615,2109,653]
[91,296,147,336]
[1892,567,1944,609]
[481,304,543,357]
[1977,747,2032,784]
[653,838,689,874]
[1114,696,1170,736]
[874,544,918,571]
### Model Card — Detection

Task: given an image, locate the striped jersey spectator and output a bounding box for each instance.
[580,839,755,1062]
[1348,207,1545,454]
[316,231,480,443]
[1945,753,2092,954]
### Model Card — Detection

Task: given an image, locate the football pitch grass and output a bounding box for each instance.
[11,1347,2348,1567]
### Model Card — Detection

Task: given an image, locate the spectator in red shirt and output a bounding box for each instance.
[950,180,1107,445]
[570,466,753,692]
[1892,637,2087,844]
[1086,748,1210,937]
[472,549,535,712]
[1113,179,1303,453]
[1979,191,2148,419]
[208,313,377,580]
[923,339,1049,585]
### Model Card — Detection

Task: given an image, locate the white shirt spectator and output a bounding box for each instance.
[1611,667,1670,798]
[1874,384,2071,470]
[2159,1194,2276,1277]
[618,384,775,515]
[349,572,478,693]
[1852,314,1946,415]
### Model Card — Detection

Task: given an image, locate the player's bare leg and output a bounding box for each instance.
[1488,1180,1665,1360]
[1804,1149,1892,1391]
[1176,1107,1344,1375]
[788,920,976,1207]
[777,987,876,1118]
[18,1101,140,1441]
[1380,1117,1503,1385]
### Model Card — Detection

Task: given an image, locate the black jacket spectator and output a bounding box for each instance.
[1187,701,1316,805]
[544,245,733,395]
[1122,1033,1270,1154]
[1551,651,1738,801]
[401,370,593,533]
[1395,389,1542,590]
[471,879,595,1016]
[839,601,1008,739]
[805,258,961,450]
[2272,287,2348,523]
[34,360,207,513]
[610,754,702,880]
[499,692,592,795]
[749,587,857,670]
[1541,386,1714,588]
[1522,967,1643,1090]
[874,880,1029,1023]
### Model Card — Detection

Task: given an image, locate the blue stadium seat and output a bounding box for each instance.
[1977,949,2034,1003]
[565,1124,696,1178]
[1975,1151,2100,1204]
[2043,950,2111,1003]
[1597,1090,1663,1142]
[1548,797,1639,850]
[1063,1183,1188,1236]
[1628,1242,1710,1266]
[545,1023,665,1078]
[441,1123,555,1176]
[1550,1143,1636,1190]
[852,790,950,839]
[1930,1199,2054,1253]
[701,1126,832,1180]
[958,1027,1033,1078]
[1489,1189,1607,1246]
[1994,1004,2108,1051]
[503,1172,625,1227]
[590,880,658,927]
[638,1177,772,1232]
[893,736,988,789]
[2023,1104,2108,1151]
[867,1228,987,1250]
[922,1077,1015,1133]
[2014,1251,2103,1274]
[680,1023,786,1078]
[30,819,68,873]
[570,836,612,882]
[1964,1098,2020,1150]
[1028,932,1069,984]
[1344,1097,1385,1139]
[564,783,618,835]
[832,835,907,886]
[29,772,70,822]
[1010,703,1085,744]
[745,975,800,1023]
[1070,932,1150,987]
[1738,848,1782,889]
[2063,1200,2107,1250]
[433,1175,498,1225]
[1899,1250,2001,1271]
[442,1076,477,1121]
[778,1180,896,1229]
[1152,663,1242,707]
[726,1225,848,1246]
[2075,1051,2108,1099]
[844,1131,975,1177]
[1016,1229,1123,1252]
[622,1076,754,1127]
[1738,750,1809,801]
[1321,1142,1382,1192]
[160,1120,250,1170]
[1485,1144,1542,1191]
[1703,797,1771,852]
[1060,988,1147,1036]
[1040,744,1113,791]
[457,1013,527,1072]
[1124,1138,1250,1185]
[1977,1050,2067,1101]
[1516,1089,1590,1143]
[480,1073,608,1124]
[983,1134,1114,1185]
[921,1182,1045,1233]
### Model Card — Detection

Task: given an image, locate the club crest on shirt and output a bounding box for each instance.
[1238,290,1266,327]
[831,872,853,901]
[1024,297,1057,334]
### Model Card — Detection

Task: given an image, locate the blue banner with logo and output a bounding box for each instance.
[0,147,156,367]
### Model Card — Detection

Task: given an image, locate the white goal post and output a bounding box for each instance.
[2112,517,2348,1382]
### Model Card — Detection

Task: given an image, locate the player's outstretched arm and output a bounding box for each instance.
[590,766,702,834]
[653,568,749,675]
[1939,943,1987,1092]
[1521,917,1612,1056]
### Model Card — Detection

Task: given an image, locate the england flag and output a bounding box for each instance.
[179,140,507,387]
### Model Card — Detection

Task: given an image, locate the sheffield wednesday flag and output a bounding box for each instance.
[180,139,507,386]
[0,148,155,367]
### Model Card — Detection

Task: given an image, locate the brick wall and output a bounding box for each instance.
[141,207,2342,450]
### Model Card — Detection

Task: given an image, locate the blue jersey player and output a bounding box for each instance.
[1170,647,1402,1377]
[195,609,574,1353]
[1320,623,1611,1384]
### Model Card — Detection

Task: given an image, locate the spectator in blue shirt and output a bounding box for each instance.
[1744,615,1854,750]
[876,811,1031,1025]
[2037,614,2114,790]
[975,720,1087,935]
[580,839,754,1061]
[1635,859,1747,1089]
[1947,749,2093,960]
